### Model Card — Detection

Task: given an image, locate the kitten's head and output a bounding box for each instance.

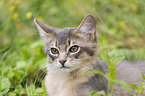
[34,15,97,72]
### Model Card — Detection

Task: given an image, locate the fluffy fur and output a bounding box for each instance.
[34,15,145,96]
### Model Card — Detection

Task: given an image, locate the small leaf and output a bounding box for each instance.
[102,55,110,65]
[138,81,144,85]
[42,80,47,92]
[1,47,12,60]
[111,56,125,66]
[89,90,105,96]
[143,86,145,90]
[26,84,35,95]
[128,84,138,91]
[21,48,30,60]
[114,80,131,93]
[89,91,98,96]
[0,76,10,95]
[96,90,106,95]
[35,88,44,94]
[14,61,26,70]
[8,92,16,96]
[80,70,104,76]
[98,37,103,43]
[142,72,145,80]
[109,67,116,79]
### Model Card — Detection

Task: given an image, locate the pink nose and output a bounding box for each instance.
[59,60,67,65]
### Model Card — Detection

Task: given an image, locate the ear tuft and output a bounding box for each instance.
[75,14,97,41]
[34,19,55,37]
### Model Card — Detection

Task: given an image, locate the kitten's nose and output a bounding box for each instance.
[59,60,67,65]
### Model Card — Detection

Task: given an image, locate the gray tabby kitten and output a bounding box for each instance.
[34,15,145,96]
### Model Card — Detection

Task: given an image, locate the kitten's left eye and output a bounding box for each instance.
[69,45,79,53]
[51,48,59,54]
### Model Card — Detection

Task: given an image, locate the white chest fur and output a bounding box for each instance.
[45,70,70,96]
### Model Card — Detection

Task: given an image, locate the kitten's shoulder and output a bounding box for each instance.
[74,73,108,96]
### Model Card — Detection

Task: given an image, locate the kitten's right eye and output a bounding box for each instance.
[51,48,59,54]
[69,45,79,53]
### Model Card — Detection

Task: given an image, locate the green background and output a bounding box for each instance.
[0,0,145,95]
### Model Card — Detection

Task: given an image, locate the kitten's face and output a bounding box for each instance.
[34,15,97,72]
[44,28,96,72]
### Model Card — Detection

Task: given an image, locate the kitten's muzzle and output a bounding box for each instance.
[59,60,67,66]
[59,60,70,69]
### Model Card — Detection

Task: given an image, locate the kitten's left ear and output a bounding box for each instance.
[34,19,56,38]
[74,14,97,42]
[34,19,58,44]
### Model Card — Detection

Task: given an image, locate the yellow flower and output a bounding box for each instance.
[26,12,32,19]
[36,17,43,21]
[12,13,18,20]
[9,5,15,12]
[119,21,126,29]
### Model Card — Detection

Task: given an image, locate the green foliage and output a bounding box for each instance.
[26,80,48,96]
[82,55,131,96]
[0,76,10,95]
[128,73,145,96]
[109,49,145,61]
[89,90,105,96]
[0,0,145,95]
[80,70,105,76]
[0,40,47,95]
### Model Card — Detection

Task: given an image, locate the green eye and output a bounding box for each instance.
[51,48,59,54]
[69,45,79,53]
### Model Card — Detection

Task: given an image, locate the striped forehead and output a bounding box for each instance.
[55,28,75,45]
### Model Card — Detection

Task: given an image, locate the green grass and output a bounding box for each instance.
[0,0,145,95]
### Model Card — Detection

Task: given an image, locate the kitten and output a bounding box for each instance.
[34,15,145,96]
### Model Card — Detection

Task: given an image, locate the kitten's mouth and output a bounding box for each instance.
[60,66,70,69]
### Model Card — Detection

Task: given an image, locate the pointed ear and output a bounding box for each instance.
[34,19,56,38]
[74,14,97,42]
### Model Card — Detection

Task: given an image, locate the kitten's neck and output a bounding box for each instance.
[70,57,104,78]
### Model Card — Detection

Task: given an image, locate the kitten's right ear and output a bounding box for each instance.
[34,19,55,38]
[73,15,97,42]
